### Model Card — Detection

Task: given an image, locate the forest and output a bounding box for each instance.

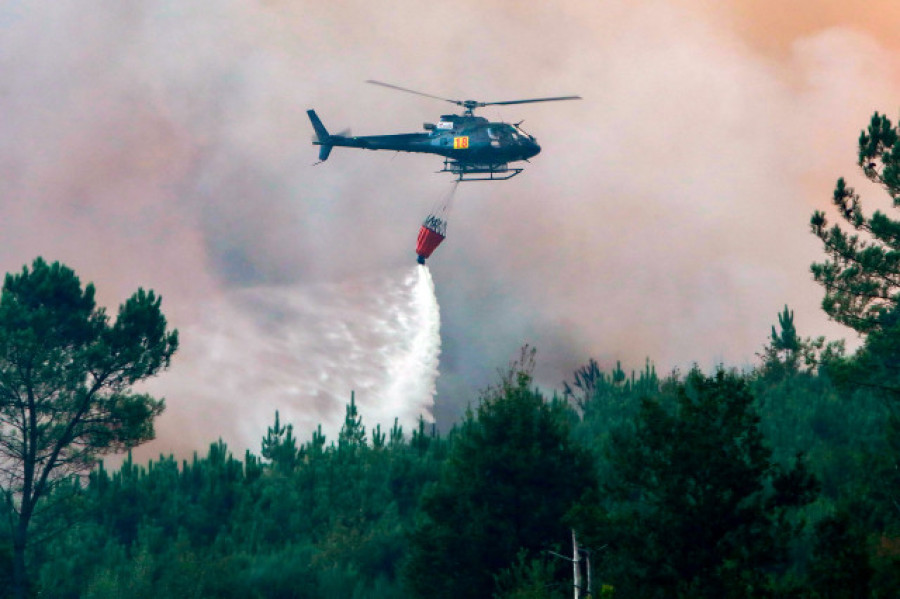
[3,114,900,598]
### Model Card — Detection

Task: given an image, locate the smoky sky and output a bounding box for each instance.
[1,0,899,457]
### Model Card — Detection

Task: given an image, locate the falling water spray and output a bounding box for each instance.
[381,265,441,419]
[139,264,442,459]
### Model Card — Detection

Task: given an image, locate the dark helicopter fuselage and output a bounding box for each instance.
[308,81,578,180]
[308,110,540,177]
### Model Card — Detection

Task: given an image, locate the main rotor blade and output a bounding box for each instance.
[366,80,462,107]
[483,95,582,107]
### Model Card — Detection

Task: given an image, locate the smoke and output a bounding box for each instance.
[2,1,899,450]
[138,265,441,458]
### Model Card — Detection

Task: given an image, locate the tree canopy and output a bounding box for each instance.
[811,112,900,334]
[580,370,817,598]
[7,111,900,598]
[404,348,597,599]
[0,257,177,599]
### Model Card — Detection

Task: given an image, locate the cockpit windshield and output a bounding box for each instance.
[489,123,535,143]
[513,124,533,140]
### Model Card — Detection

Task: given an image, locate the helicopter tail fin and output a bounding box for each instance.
[308,109,330,140]
[307,109,335,162]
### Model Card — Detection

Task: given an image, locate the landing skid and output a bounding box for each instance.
[440,159,524,181]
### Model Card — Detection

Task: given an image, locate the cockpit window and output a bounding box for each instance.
[513,124,533,140]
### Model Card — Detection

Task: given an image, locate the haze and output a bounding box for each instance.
[1,0,898,457]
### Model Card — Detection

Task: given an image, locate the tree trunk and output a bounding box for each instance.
[573,529,582,599]
[12,515,29,599]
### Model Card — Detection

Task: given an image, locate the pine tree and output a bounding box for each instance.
[404,348,597,599]
[810,112,900,334]
[757,305,836,380]
[261,411,299,473]
[338,391,366,450]
[586,370,817,597]
[807,114,900,591]
[0,258,177,599]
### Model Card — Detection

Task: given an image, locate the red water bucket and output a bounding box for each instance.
[416,215,447,264]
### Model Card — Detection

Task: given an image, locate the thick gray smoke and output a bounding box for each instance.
[2,1,899,452]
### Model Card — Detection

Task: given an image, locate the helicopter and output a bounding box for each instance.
[307,80,581,181]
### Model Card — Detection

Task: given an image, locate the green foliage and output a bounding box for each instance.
[564,358,658,412]
[11,348,899,598]
[0,257,177,599]
[810,112,900,334]
[806,114,900,597]
[12,106,900,599]
[772,305,800,355]
[828,308,900,400]
[9,301,900,599]
[761,305,801,375]
[807,511,873,598]
[26,395,446,599]
[404,347,598,599]
[338,391,367,450]
[568,358,660,485]
[0,259,177,479]
[260,411,299,473]
[0,530,11,598]
[751,307,881,512]
[492,550,567,599]
[758,305,844,382]
[753,371,885,506]
[583,370,817,598]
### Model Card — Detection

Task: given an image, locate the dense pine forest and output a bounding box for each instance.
[4,113,900,597]
[3,338,899,598]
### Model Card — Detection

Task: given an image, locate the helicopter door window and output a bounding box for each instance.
[487,128,501,148]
